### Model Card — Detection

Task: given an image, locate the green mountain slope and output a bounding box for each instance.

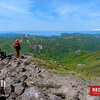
[0,33,100,56]
[28,50,100,81]
[61,50,100,76]
[0,33,100,80]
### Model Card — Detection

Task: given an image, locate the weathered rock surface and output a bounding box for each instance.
[0,53,99,100]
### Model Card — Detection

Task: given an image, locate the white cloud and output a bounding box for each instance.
[0,0,35,22]
[0,0,34,14]
[94,29,100,31]
[48,0,99,22]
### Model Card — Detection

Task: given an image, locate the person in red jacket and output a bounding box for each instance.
[14,40,21,58]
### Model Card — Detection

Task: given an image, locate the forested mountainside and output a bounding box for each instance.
[0,33,100,55]
[0,33,100,80]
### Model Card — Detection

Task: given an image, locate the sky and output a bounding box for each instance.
[0,0,100,31]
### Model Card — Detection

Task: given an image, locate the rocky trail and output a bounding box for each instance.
[0,53,100,100]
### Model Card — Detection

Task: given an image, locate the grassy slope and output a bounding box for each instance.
[61,51,100,79]
[28,50,100,81]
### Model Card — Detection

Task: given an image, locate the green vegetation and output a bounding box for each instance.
[0,33,100,81]
[27,56,100,81]
[0,33,100,55]
[27,57,57,69]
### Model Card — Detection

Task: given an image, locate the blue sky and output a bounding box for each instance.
[0,0,100,31]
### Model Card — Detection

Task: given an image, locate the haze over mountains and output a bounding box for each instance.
[0,31,100,37]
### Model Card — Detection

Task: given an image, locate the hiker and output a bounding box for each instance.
[14,40,21,58]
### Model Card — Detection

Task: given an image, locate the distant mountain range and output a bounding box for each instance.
[0,33,21,37]
[0,32,100,56]
[0,30,100,37]
[0,33,100,79]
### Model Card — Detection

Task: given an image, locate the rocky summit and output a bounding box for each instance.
[0,53,100,100]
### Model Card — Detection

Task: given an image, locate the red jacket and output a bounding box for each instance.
[14,41,21,50]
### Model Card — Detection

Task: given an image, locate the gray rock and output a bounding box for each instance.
[0,62,4,70]
[20,55,25,59]
[0,51,99,100]
[5,86,11,96]
[6,55,12,60]
[22,53,34,58]
[15,84,24,95]
[24,61,30,65]
[16,87,46,100]
[86,95,100,100]
[7,92,16,100]
[54,86,79,100]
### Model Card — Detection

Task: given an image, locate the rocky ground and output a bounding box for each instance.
[0,53,100,100]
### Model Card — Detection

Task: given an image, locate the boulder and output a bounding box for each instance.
[22,53,34,58]
[16,87,46,100]
[7,92,16,100]
[24,61,30,65]
[5,85,11,96]
[54,86,79,100]
[15,84,24,95]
